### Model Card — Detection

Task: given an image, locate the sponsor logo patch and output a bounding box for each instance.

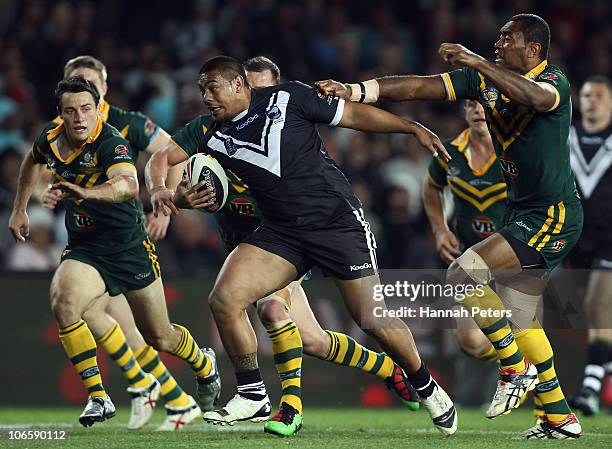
[236,113,259,131]
[499,156,519,180]
[114,144,129,155]
[74,211,95,230]
[539,73,558,81]
[144,119,157,137]
[266,106,282,120]
[229,197,257,217]
[134,271,152,280]
[515,220,532,231]
[551,239,567,252]
[223,137,238,156]
[472,216,496,238]
[481,87,499,108]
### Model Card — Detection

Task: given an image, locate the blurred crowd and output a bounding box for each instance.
[0,0,609,273]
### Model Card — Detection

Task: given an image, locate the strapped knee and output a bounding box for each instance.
[496,283,541,331]
[453,248,493,285]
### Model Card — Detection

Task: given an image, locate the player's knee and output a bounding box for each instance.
[456,330,489,359]
[447,248,492,287]
[142,331,173,353]
[50,288,81,323]
[208,286,241,321]
[257,299,289,327]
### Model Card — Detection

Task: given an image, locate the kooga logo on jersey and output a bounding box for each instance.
[236,114,259,131]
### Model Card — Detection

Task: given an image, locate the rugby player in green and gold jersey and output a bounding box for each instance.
[317,13,582,439]
[8,77,219,428]
[38,56,209,431]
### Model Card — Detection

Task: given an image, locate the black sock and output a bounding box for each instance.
[236,369,267,401]
[583,340,610,394]
[406,362,436,399]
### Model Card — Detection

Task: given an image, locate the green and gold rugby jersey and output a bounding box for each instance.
[32,118,147,255]
[441,61,578,206]
[52,100,161,220]
[171,115,263,251]
[428,128,507,248]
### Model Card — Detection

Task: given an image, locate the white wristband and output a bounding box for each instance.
[348,79,380,103]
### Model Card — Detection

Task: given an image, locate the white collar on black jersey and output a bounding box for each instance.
[231,109,249,122]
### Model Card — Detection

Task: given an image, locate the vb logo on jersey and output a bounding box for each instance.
[472,216,496,238]
[229,197,257,217]
[481,87,499,109]
[551,239,567,252]
[499,156,519,180]
[74,211,95,230]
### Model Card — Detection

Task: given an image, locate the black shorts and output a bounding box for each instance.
[567,228,612,270]
[215,213,261,253]
[243,209,378,280]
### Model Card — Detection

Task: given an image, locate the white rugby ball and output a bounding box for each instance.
[182,153,228,212]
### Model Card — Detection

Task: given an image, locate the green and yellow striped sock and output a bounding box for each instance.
[477,343,500,363]
[172,324,212,378]
[463,285,526,372]
[134,345,190,408]
[59,320,106,398]
[97,321,150,390]
[267,321,303,414]
[323,330,394,380]
[515,322,571,421]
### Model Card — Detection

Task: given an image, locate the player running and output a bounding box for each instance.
[169,56,419,437]
[567,76,612,416]
[39,56,210,431]
[317,13,582,439]
[8,76,219,428]
[147,55,457,437]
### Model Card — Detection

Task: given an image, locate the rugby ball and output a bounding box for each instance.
[182,153,228,212]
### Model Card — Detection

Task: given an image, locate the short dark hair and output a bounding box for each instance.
[199,55,247,83]
[510,14,551,59]
[55,76,100,110]
[64,55,107,83]
[583,75,612,94]
[243,56,281,84]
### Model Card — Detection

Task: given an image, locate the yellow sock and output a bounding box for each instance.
[134,345,190,408]
[59,320,106,398]
[324,330,394,379]
[462,286,525,372]
[515,321,571,421]
[267,321,303,414]
[477,343,500,363]
[97,321,150,389]
[172,324,211,378]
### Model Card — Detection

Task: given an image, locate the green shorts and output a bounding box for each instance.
[500,197,583,270]
[61,236,161,296]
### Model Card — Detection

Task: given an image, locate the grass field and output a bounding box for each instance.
[0,407,611,449]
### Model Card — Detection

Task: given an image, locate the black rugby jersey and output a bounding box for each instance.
[198,81,361,227]
[569,121,612,228]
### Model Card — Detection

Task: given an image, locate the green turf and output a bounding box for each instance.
[0,407,610,449]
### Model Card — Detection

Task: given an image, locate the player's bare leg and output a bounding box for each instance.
[569,269,612,416]
[124,277,220,418]
[205,243,297,427]
[334,275,457,435]
[50,260,115,426]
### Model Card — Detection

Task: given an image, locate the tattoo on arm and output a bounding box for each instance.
[231,353,258,372]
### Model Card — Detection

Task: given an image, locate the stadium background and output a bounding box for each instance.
[0,0,610,409]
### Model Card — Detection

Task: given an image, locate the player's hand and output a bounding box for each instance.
[412,124,451,162]
[434,229,462,264]
[150,186,179,217]
[9,209,29,242]
[52,181,88,201]
[173,179,219,212]
[145,212,170,241]
[42,185,63,210]
[314,79,352,100]
[438,43,483,68]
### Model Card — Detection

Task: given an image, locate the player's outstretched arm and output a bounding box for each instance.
[422,177,461,264]
[315,75,447,102]
[339,101,451,161]
[438,43,558,112]
[9,152,47,242]
[145,142,188,216]
[54,164,139,203]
